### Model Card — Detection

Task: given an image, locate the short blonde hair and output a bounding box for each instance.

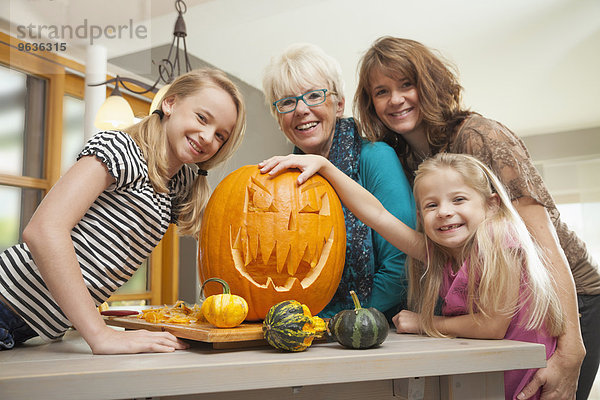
[262,43,345,118]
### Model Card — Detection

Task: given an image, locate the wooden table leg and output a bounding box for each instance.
[440,371,504,399]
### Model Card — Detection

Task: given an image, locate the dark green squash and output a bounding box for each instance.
[262,300,326,352]
[328,290,389,349]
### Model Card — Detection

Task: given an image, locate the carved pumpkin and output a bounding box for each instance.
[199,165,346,320]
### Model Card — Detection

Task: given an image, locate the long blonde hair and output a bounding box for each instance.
[124,68,246,236]
[408,153,564,337]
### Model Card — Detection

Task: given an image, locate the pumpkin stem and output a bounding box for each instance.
[349,290,362,310]
[200,277,231,300]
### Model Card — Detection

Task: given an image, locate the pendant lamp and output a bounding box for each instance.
[91,0,192,127]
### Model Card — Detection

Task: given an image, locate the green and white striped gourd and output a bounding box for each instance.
[328,290,389,349]
[262,300,326,352]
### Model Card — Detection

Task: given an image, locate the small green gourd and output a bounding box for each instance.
[328,290,389,349]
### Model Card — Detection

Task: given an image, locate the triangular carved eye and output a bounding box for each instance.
[245,177,278,212]
[299,182,329,215]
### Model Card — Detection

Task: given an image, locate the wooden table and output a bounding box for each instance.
[0,328,545,400]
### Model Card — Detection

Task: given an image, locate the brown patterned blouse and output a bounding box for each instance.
[409,114,600,295]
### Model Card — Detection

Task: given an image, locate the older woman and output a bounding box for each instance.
[262,43,416,318]
[354,36,598,400]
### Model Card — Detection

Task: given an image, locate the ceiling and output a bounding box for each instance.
[3,0,599,137]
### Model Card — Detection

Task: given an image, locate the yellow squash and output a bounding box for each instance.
[200,278,248,328]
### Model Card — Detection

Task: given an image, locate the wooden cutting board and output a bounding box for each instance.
[104,315,266,348]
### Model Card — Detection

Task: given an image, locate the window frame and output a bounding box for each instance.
[1,32,179,305]
[0,36,64,192]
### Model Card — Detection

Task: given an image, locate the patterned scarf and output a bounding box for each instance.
[295,117,375,317]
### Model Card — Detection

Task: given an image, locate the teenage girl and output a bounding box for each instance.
[259,152,564,400]
[0,68,246,354]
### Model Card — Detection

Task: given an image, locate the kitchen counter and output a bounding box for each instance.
[0,328,545,400]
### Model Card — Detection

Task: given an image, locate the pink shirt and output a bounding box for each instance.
[440,259,556,400]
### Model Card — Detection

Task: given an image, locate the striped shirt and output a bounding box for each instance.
[0,131,198,340]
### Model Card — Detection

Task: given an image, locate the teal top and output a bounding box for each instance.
[360,141,416,317]
[297,118,416,319]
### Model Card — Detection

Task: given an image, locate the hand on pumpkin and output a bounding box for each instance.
[259,154,330,185]
[392,310,421,334]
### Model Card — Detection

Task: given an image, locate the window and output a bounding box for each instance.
[61,95,85,175]
[524,127,600,267]
[0,186,42,252]
[1,32,179,305]
[0,67,30,251]
[0,51,63,251]
[537,157,600,264]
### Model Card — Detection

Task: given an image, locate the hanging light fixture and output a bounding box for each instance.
[90,0,193,129]
[93,77,135,129]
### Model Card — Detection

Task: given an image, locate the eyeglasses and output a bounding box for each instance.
[272,89,333,114]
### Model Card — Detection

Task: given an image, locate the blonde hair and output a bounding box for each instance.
[408,153,564,337]
[124,68,246,236]
[262,43,345,119]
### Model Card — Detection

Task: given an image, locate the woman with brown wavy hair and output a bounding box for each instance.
[354,36,599,400]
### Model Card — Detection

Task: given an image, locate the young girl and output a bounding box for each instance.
[259,152,564,400]
[0,68,246,355]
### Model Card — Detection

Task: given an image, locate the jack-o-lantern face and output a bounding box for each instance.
[199,165,346,321]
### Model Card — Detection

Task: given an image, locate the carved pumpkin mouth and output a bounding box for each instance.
[229,178,336,292]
